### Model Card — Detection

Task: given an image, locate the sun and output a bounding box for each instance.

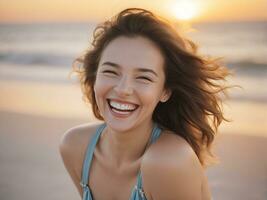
[171,1,198,21]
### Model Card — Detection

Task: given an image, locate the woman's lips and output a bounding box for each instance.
[107,99,139,117]
[107,99,139,111]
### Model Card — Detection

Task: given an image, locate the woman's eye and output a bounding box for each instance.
[102,70,118,75]
[137,76,152,82]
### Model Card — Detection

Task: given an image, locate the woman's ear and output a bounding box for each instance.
[160,89,172,103]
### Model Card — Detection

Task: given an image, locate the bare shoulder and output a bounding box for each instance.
[59,121,103,156]
[59,121,103,196]
[141,131,210,200]
[142,130,200,168]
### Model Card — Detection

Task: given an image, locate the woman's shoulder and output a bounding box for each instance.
[141,130,206,199]
[59,121,103,194]
[144,130,199,163]
[59,122,103,155]
[60,121,102,147]
[59,121,105,163]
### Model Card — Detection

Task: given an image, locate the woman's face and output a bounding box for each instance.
[94,36,170,132]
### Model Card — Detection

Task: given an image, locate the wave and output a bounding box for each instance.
[226,61,267,77]
[227,60,267,69]
[229,94,267,103]
[1,51,267,70]
[0,52,77,67]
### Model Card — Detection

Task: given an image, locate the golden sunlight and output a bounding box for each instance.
[171,1,199,21]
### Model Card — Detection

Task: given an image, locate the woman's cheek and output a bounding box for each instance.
[95,76,116,92]
[137,84,162,102]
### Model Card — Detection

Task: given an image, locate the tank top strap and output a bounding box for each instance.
[149,123,162,144]
[80,123,106,187]
[135,123,162,191]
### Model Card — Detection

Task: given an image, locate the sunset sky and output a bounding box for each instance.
[0,0,267,23]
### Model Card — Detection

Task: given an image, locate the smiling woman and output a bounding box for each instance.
[93,36,169,133]
[59,8,229,200]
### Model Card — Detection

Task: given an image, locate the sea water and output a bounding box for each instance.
[0,21,266,102]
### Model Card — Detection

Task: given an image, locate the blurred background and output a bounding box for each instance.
[0,0,266,199]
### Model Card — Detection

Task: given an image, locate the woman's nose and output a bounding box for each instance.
[113,76,133,96]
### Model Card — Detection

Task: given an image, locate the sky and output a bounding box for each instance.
[0,0,267,23]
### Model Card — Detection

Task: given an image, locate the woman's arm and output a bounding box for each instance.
[59,127,84,197]
[59,123,103,197]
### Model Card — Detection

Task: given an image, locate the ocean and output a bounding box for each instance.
[0,21,267,102]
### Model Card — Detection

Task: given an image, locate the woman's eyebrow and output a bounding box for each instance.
[101,61,158,77]
[102,61,120,68]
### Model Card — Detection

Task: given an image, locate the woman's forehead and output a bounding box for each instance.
[99,36,164,71]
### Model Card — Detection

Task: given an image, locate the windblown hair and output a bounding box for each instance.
[73,8,230,167]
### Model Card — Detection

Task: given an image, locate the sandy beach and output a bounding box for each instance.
[0,78,267,200]
[1,111,266,200]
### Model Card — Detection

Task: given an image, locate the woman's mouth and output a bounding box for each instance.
[107,99,139,116]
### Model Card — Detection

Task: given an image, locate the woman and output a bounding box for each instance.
[60,8,229,200]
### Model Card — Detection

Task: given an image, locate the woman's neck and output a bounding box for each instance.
[99,121,154,169]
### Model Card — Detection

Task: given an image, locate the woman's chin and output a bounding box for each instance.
[104,117,136,133]
[103,105,140,131]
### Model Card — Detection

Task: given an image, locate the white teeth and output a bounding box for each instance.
[109,100,137,111]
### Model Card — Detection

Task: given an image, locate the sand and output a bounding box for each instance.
[0,110,266,200]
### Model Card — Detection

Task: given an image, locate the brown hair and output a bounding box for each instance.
[73,8,230,167]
